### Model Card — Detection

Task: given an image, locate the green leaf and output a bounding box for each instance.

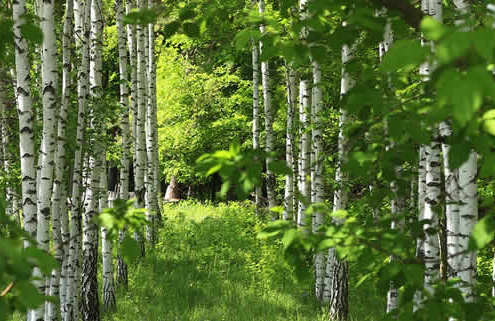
[121,236,141,264]
[469,215,495,250]
[183,22,200,38]
[16,281,45,308]
[379,40,428,73]
[421,16,447,41]
[267,160,291,175]
[436,31,471,64]
[480,152,495,177]
[20,23,43,44]
[482,110,495,136]
[448,142,471,170]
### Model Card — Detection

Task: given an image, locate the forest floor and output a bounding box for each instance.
[103,200,384,321]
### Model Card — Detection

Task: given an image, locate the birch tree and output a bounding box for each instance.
[146,0,158,244]
[252,0,262,213]
[66,1,91,319]
[135,0,149,255]
[328,29,354,321]
[117,0,130,288]
[283,64,297,221]
[259,0,277,215]
[421,0,442,297]
[81,0,103,319]
[452,0,477,303]
[47,0,73,319]
[101,161,116,312]
[13,1,38,319]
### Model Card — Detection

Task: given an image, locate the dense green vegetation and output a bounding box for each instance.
[107,202,384,321]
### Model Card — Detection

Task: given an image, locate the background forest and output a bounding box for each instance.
[2,0,495,321]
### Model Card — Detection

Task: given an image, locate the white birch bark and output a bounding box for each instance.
[297,79,310,229]
[283,64,296,221]
[312,56,325,302]
[457,151,477,301]
[66,1,91,319]
[118,0,137,287]
[252,1,262,212]
[440,121,460,282]
[59,188,70,319]
[377,18,404,314]
[48,1,73,319]
[328,39,353,321]
[146,0,158,243]
[116,0,131,288]
[13,1,38,320]
[259,0,277,215]
[116,0,130,201]
[453,0,477,304]
[101,161,116,312]
[81,0,103,319]
[14,0,37,247]
[135,0,149,255]
[423,136,441,294]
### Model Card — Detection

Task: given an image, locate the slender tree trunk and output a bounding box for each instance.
[81,0,103,319]
[13,0,38,319]
[297,79,310,229]
[101,161,116,313]
[66,1,91,320]
[48,1,73,320]
[118,0,137,287]
[149,0,161,225]
[116,0,130,203]
[251,1,262,213]
[457,151,477,301]
[146,0,158,244]
[423,135,441,295]
[328,34,353,321]
[59,187,70,320]
[312,52,326,302]
[116,0,130,290]
[259,0,277,216]
[441,121,460,282]
[283,64,296,221]
[452,0,477,304]
[36,6,59,315]
[135,0,148,256]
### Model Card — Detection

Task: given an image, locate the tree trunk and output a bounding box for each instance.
[457,151,477,301]
[101,162,116,313]
[116,0,130,290]
[146,0,158,244]
[283,63,297,221]
[259,0,277,217]
[251,0,262,213]
[312,49,325,303]
[81,0,103,319]
[423,135,441,295]
[48,1,73,319]
[66,1,91,320]
[135,0,148,256]
[328,33,353,321]
[13,0,38,320]
[297,79,310,229]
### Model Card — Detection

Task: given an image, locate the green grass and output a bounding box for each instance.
[105,200,325,321]
[10,200,385,321]
[103,200,388,321]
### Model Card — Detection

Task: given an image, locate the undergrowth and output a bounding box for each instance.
[103,200,383,321]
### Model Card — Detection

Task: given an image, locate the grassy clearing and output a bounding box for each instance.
[106,200,324,321]
[104,200,386,321]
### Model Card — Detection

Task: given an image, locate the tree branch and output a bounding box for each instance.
[371,0,423,29]
[1,282,14,297]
